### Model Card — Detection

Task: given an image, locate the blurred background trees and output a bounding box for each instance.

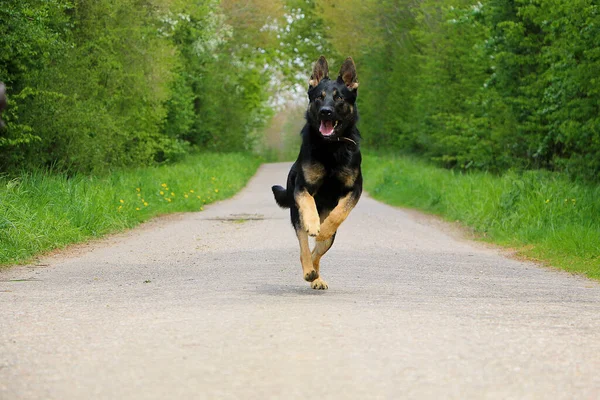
[323,0,600,181]
[0,0,327,173]
[1,0,599,181]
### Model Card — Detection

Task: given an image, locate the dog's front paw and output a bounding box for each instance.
[303,214,321,237]
[304,269,319,282]
[311,278,328,290]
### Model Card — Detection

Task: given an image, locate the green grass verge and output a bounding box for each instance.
[0,152,261,266]
[363,153,600,279]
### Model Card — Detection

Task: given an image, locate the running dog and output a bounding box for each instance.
[271,56,362,290]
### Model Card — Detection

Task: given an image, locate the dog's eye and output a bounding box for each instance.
[335,95,343,101]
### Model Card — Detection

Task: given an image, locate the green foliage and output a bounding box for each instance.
[364,153,600,279]
[163,2,272,151]
[278,0,339,80]
[330,0,600,181]
[0,0,71,159]
[0,152,261,265]
[0,0,276,173]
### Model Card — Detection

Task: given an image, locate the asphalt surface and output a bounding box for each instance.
[1,162,600,400]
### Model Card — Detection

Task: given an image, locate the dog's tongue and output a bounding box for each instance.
[319,120,334,136]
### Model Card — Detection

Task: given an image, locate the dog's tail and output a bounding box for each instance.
[271,185,292,208]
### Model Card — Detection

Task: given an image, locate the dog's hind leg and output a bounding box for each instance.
[310,233,335,290]
[296,228,319,283]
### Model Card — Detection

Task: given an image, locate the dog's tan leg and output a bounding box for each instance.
[296,229,318,282]
[311,236,334,273]
[295,189,320,237]
[310,235,334,290]
[316,192,358,241]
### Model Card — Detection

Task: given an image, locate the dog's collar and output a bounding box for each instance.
[335,137,358,147]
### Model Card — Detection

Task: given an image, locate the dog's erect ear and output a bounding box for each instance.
[309,56,329,88]
[338,57,359,90]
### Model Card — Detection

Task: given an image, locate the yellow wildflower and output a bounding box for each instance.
[144,202,148,206]
[119,199,124,204]
[545,199,550,204]
[136,207,140,211]
[171,192,175,196]
[167,198,172,202]
[160,191,164,195]
[161,183,167,187]
[136,188,141,192]
[214,189,219,193]
[190,190,194,193]
[184,194,188,198]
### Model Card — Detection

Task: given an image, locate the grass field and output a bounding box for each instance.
[363,153,600,280]
[0,153,261,266]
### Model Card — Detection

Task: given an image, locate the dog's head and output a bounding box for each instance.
[306,56,358,140]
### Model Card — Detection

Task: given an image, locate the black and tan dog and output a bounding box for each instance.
[272,56,362,290]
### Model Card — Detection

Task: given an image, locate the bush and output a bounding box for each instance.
[333,0,600,181]
[0,0,274,173]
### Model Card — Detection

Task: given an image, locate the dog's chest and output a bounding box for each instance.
[302,162,358,188]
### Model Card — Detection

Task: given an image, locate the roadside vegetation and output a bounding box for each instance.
[0,0,329,174]
[327,0,600,182]
[312,1,600,279]
[0,0,325,264]
[2,0,599,276]
[363,154,600,279]
[0,153,260,266]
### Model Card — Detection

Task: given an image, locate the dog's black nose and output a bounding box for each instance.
[319,107,333,118]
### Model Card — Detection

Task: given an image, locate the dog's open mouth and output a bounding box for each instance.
[319,120,339,137]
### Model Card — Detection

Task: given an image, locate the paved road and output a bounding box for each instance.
[1,163,600,399]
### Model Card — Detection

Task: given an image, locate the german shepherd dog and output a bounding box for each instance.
[271,56,362,290]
